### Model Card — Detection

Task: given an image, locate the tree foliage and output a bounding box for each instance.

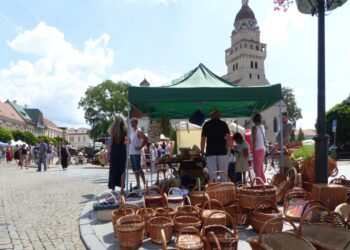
[0,127,13,142]
[11,130,37,145]
[78,80,130,139]
[297,127,305,142]
[282,87,302,126]
[326,99,350,145]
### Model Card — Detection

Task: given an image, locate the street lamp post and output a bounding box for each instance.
[295,0,347,183]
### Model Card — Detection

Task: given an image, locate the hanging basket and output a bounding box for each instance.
[247,217,315,250]
[249,200,283,234]
[201,210,239,250]
[238,177,277,209]
[206,171,236,206]
[115,214,145,250]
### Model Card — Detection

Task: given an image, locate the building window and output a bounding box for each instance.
[257,74,260,79]
[233,64,235,71]
[273,117,278,132]
[78,137,81,142]
[244,44,247,48]
[250,44,253,49]
[236,63,238,69]
[235,47,238,51]
[255,62,258,69]
[70,137,74,142]
[250,61,254,68]
[83,137,86,142]
[256,46,259,50]
[249,73,252,79]
[240,44,242,49]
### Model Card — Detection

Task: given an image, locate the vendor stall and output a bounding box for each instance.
[127,63,283,190]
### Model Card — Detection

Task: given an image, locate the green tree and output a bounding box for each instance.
[0,127,13,142]
[282,87,303,126]
[22,131,37,145]
[326,99,350,145]
[297,127,305,142]
[12,130,25,141]
[78,80,130,139]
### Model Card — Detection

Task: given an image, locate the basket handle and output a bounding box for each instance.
[253,199,279,212]
[136,207,155,218]
[201,210,236,234]
[168,187,182,196]
[201,198,224,211]
[286,167,298,186]
[163,193,168,208]
[207,231,222,250]
[96,191,116,203]
[258,217,297,243]
[191,184,205,192]
[146,185,162,195]
[299,204,335,235]
[175,226,200,245]
[161,229,168,250]
[124,202,140,210]
[251,177,265,187]
[125,191,142,199]
[177,205,199,215]
[208,170,232,184]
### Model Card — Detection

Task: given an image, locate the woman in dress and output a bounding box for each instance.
[60,141,70,170]
[108,115,127,193]
[251,113,266,184]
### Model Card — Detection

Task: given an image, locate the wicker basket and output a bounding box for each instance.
[249,200,283,234]
[176,205,200,218]
[311,183,347,210]
[167,187,185,210]
[283,185,310,221]
[112,197,135,226]
[206,171,236,206]
[155,205,176,219]
[189,185,206,206]
[201,210,239,250]
[200,194,226,226]
[176,226,204,250]
[148,216,174,244]
[299,157,338,184]
[330,175,350,202]
[115,214,145,250]
[238,177,277,209]
[299,205,350,250]
[136,207,155,236]
[174,215,202,233]
[144,185,164,208]
[125,192,144,209]
[247,217,315,250]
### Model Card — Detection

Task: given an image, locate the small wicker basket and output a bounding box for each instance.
[283,185,310,221]
[176,205,200,218]
[176,226,204,250]
[148,216,174,244]
[115,214,145,250]
[174,215,202,233]
[144,185,164,208]
[167,187,185,210]
[136,207,155,236]
[189,185,206,206]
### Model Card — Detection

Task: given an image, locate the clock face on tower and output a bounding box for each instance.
[248,21,256,29]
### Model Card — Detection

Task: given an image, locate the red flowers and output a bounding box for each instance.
[273,0,293,11]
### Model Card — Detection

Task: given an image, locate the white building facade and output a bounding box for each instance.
[67,128,92,148]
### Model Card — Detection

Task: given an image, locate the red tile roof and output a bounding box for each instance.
[43,118,59,129]
[0,101,26,124]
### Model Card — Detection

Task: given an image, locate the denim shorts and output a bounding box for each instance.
[130,154,142,172]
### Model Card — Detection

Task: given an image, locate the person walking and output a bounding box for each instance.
[6,147,12,163]
[200,107,230,181]
[59,141,70,170]
[20,144,28,169]
[37,139,48,172]
[108,115,127,193]
[129,118,148,190]
[251,113,266,184]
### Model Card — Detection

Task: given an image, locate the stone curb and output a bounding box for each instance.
[79,200,106,250]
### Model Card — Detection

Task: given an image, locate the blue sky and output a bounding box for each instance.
[0,0,349,129]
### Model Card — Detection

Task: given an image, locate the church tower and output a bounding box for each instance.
[223,0,269,86]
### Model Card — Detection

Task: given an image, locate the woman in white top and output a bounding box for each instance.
[251,113,266,184]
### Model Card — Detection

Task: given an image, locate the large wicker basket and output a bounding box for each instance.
[330,175,350,202]
[112,196,135,226]
[167,187,185,210]
[189,185,206,206]
[299,205,350,250]
[136,207,155,236]
[201,210,239,250]
[148,216,174,244]
[247,217,315,250]
[249,200,283,234]
[199,194,226,226]
[206,171,236,206]
[174,215,202,233]
[238,177,277,209]
[115,214,145,250]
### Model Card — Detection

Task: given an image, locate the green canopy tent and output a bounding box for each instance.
[126,63,284,189]
[128,63,282,119]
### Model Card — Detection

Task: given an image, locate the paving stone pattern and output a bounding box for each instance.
[0,163,106,250]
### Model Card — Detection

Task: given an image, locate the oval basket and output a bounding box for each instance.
[283,186,310,221]
[249,200,283,234]
[206,171,236,206]
[148,216,174,244]
[136,207,155,236]
[176,205,200,218]
[238,177,277,209]
[115,214,145,250]
[200,194,226,226]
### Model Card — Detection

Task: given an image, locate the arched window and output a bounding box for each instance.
[250,61,254,68]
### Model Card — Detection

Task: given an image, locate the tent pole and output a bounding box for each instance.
[125,102,131,192]
[279,100,284,174]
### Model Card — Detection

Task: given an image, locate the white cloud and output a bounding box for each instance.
[294,87,306,96]
[0,22,114,127]
[111,67,181,86]
[261,5,310,45]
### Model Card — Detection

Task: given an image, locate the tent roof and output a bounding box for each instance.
[128,64,282,119]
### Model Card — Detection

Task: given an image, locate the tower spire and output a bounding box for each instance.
[242,0,248,6]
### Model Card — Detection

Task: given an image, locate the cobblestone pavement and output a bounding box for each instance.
[0,162,106,250]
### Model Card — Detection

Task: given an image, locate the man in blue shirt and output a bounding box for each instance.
[37,139,48,172]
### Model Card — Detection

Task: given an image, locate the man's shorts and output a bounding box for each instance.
[130,154,142,172]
